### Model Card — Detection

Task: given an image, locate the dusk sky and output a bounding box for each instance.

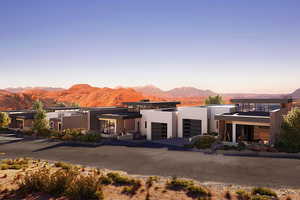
[1,1,300,93]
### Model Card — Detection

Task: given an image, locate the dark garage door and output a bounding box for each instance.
[183,119,202,138]
[151,122,168,140]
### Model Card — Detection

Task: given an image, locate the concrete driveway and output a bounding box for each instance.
[0,137,300,188]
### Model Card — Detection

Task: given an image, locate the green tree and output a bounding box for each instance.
[32,100,49,132]
[276,108,300,153]
[205,95,224,105]
[0,112,11,128]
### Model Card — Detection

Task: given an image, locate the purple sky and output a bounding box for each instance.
[0,0,300,93]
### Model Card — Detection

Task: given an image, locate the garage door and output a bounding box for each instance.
[151,122,167,140]
[183,119,202,138]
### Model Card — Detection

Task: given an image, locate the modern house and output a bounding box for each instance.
[177,105,235,138]
[8,110,36,130]
[123,100,180,140]
[215,98,293,145]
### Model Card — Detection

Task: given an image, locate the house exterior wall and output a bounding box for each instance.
[207,105,235,133]
[140,109,177,140]
[62,114,88,130]
[177,107,208,138]
[270,108,288,144]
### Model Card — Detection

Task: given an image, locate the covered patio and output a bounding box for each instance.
[97,112,141,139]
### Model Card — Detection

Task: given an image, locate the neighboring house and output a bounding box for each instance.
[8,111,36,130]
[123,100,180,140]
[47,109,88,131]
[140,108,177,140]
[215,98,293,145]
[177,105,235,139]
[88,107,141,137]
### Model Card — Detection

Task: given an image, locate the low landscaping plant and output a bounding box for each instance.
[193,136,216,149]
[166,177,194,191]
[186,185,211,199]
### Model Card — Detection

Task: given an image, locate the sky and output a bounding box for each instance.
[0,0,300,94]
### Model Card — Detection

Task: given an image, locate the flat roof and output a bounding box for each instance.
[231,98,293,104]
[215,112,270,123]
[97,112,142,120]
[122,101,181,106]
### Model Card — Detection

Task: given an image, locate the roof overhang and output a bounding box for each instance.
[231,98,293,104]
[215,114,270,124]
[97,112,142,120]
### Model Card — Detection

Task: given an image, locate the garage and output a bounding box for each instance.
[151,122,168,140]
[183,119,202,138]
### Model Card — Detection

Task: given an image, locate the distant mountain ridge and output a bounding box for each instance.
[4,87,64,93]
[133,85,216,98]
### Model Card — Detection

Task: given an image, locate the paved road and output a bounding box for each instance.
[0,135,300,188]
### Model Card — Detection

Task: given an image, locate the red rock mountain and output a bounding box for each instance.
[0,84,162,110]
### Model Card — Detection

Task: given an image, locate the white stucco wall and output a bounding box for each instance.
[140,109,177,140]
[177,106,208,138]
[207,105,236,133]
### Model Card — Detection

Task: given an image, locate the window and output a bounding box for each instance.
[145,121,147,128]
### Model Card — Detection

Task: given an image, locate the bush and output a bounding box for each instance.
[236,190,251,200]
[251,195,273,200]
[54,162,73,170]
[276,108,300,153]
[0,158,29,170]
[65,175,100,200]
[18,167,102,200]
[99,176,112,185]
[193,136,216,149]
[166,177,194,191]
[146,176,160,188]
[252,187,277,198]
[186,185,211,199]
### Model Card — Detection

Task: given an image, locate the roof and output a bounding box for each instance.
[122,101,181,106]
[231,98,293,104]
[215,112,271,123]
[97,112,142,120]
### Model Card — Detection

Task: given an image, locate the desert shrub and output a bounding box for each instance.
[107,172,134,186]
[18,168,51,194]
[0,158,29,170]
[166,177,194,191]
[18,167,102,199]
[65,175,101,200]
[146,176,160,188]
[186,185,211,199]
[225,191,232,199]
[251,195,273,200]
[54,162,73,170]
[77,133,102,143]
[122,182,142,196]
[0,163,9,170]
[236,190,251,200]
[99,175,112,185]
[252,187,277,198]
[193,136,216,149]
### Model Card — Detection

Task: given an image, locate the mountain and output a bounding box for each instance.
[133,85,167,97]
[133,85,216,98]
[291,88,300,98]
[166,87,216,98]
[4,87,64,93]
[0,84,162,110]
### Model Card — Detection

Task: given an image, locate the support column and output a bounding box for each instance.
[232,123,237,143]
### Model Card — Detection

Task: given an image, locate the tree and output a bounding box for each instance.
[32,100,49,132]
[205,95,224,105]
[0,112,11,128]
[276,108,300,153]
